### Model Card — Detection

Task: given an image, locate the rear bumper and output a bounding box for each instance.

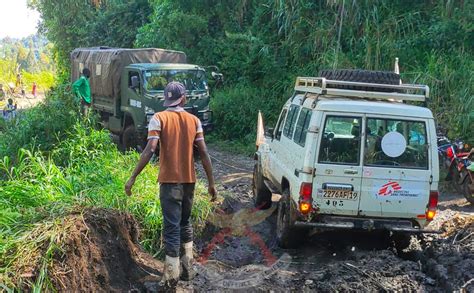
[294,215,440,234]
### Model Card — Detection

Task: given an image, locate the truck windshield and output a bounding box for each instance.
[144,69,207,92]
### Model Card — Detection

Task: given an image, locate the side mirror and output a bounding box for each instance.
[265,127,274,139]
[131,76,140,89]
[211,71,224,81]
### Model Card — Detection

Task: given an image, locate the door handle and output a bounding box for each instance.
[344,169,358,175]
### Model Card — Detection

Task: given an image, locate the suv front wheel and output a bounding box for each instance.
[277,189,307,248]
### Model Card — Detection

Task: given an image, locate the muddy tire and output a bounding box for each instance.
[318,69,401,92]
[462,175,474,204]
[253,163,272,209]
[391,232,412,254]
[122,125,138,151]
[277,189,306,248]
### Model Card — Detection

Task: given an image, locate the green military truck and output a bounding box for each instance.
[71,47,219,149]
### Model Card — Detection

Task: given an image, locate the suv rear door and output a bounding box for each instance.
[358,117,431,218]
[313,113,364,216]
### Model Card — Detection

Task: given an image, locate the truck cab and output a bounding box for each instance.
[118,63,214,148]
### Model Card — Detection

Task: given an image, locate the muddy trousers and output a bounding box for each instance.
[160,183,195,257]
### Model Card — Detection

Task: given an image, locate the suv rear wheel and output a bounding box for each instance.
[253,163,272,209]
[277,189,307,248]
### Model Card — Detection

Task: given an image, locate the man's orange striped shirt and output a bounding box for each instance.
[147,107,204,183]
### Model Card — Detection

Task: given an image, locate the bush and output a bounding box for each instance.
[0,84,80,162]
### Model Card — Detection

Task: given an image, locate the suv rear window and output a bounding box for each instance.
[365,118,428,169]
[319,116,361,165]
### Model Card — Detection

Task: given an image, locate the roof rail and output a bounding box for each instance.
[294,77,429,102]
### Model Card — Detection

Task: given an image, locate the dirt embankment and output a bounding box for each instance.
[38,209,162,292]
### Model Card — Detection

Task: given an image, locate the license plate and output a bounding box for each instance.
[322,189,358,200]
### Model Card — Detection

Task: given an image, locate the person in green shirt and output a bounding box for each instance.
[72,68,91,115]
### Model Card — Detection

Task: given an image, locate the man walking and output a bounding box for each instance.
[72,68,91,115]
[125,81,216,287]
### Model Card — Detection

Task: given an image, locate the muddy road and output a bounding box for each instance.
[185,146,474,292]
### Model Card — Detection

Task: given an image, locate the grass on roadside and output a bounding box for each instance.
[0,90,213,290]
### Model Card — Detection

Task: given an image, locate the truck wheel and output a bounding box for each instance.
[276,189,306,248]
[253,163,272,210]
[462,176,474,204]
[318,69,401,92]
[122,125,138,151]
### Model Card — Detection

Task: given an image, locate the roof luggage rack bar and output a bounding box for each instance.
[295,77,429,102]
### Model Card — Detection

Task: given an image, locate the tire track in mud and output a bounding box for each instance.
[186,145,474,292]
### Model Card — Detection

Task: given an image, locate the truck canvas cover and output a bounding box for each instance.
[70,47,187,99]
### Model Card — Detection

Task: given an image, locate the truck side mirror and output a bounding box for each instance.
[130,76,140,89]
[211,71,223,81]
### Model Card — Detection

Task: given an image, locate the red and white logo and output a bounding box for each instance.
[378,181,402,196]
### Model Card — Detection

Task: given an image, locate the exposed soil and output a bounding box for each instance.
[49,209,163,292]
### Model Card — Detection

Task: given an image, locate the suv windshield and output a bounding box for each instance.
[144,69,207,92]
[365,118,428,169]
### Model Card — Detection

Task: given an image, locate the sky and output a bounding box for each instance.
[0,0,41,39]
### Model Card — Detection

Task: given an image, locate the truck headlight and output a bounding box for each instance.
[202,112,210,121]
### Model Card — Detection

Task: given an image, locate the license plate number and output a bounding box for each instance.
[323,189,358,200]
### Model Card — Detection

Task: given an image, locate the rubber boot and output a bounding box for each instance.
[180,241,196,281]
[162,255,180,288]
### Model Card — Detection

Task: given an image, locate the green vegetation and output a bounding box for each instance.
[31,0,473,144]
[0,89,212,290]
[0,35,55,91]
[29,0,151,81]
[136,0,473,143]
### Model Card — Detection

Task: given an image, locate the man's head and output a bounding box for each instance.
[163,81,186,107]
[82,68,91,79]
[8,98,13,105]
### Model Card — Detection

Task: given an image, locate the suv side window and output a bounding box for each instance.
[293,108,312,147]
[283,105,300,138]
[274,108,288,140]
[318,116,362,165]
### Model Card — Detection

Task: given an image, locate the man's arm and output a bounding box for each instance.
[72,77,83,92]
[124,138,159,196]
[195,139,217,201]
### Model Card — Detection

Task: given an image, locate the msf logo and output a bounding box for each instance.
[378,181,402,196]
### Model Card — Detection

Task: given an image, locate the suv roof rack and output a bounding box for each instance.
[295,77,429,102]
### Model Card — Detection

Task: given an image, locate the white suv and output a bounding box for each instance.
[254,70,440,248]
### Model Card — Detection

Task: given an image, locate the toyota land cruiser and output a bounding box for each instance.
[254,69,440,248]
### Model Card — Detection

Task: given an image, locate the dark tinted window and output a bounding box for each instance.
[283,105,300,138]
[318,116,362,165]
[293,108,312,146]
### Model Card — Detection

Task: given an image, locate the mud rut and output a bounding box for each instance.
[184,146,474,292]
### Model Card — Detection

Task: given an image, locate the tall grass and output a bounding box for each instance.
[0,90,213,290]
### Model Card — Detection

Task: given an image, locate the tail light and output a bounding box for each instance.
[299,182,313,215]
[426,190,439,221]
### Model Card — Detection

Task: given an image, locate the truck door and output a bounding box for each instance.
[313,113,364,216]
[358,117,431,218]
